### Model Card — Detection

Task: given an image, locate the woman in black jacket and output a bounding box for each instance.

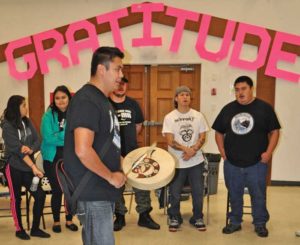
[1,95,50,240]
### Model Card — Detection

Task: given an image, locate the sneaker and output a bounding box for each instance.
[189,218,206,231]
[114,214,126,231]
[15,230,30,240]
[295,231,300,237]
[222,223,242,234]
[168,216,180,232]
[30,229,51,238]
[255,224,268,237]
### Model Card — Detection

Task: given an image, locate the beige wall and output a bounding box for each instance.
[0,0,299,181]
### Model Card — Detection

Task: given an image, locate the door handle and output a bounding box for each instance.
[143,120,163,127]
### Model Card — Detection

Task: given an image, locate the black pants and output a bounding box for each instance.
[43,159,72,222]
[5,164,45,231]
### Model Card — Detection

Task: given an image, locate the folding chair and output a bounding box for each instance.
[123,183,135,214]
[225,187,252,225]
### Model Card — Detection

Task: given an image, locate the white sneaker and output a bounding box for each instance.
[295,231,300,237]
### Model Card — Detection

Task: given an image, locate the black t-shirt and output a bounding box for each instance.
[109,96,144,157]
[212,98,281,167]
[64,84,122,201]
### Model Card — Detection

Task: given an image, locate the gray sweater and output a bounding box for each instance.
[1,118,40,172]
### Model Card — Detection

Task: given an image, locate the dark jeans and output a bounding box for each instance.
[43,160,72,222]
[168,163,204,219]
[224,160,270,225]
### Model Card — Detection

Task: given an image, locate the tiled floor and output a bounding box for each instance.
[1,181,300,245]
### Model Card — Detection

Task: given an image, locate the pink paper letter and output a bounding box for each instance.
[66,20,99,65]
[230,23,271,70]
[5,37,38,80]
[97,8,129,51]
[33,29,69,74]
[195,15,236,62]
[166,7,199,52]
[131,3,164,47]
[265,31,300,83]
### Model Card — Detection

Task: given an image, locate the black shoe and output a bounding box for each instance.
[222,223,242,234]
[255,224,268,237]
[114,214,125,231]
[65,223,78,232]
[30,229,51,238]
[52,225,61,233]
[15,230,30,240]
[138,211,160,230]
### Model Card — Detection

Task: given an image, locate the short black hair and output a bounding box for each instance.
[90,46,124,76]
[234,76,253,87]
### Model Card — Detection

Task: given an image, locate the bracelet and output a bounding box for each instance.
[30,163,34,168]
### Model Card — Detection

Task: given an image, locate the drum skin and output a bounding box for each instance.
[123,147,176,190]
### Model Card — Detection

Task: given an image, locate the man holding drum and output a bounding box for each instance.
[109,77,160,231]
[162,86,209,232]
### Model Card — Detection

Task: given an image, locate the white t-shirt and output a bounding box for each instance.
[162,109,209,169]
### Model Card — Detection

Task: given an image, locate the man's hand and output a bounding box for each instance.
[109,172,126,188]
[261,152,272,163]
[182,147,196,160]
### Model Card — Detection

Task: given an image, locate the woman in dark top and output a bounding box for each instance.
[40,85,78,233]
[1,95,50,240]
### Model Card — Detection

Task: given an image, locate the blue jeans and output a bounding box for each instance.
[224,160,270,226]
[77,201,115,245]
[168,163,204,219]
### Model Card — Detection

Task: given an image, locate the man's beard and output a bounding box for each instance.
[113,91,125,98]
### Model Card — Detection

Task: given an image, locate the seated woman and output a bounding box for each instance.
[41,85,78,233]
[1,95,50,240]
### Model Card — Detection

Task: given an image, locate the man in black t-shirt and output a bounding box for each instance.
[109,77,160,231]
[64,47,126,245]
[212,76,280,238]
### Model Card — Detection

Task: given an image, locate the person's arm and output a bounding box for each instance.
[23,155,44,178]
[40,111,64,146]
[28,119,40,153]
[164,132,196,160]
[191,132,206,151]
[215,131,227,160]
[260,129,280,163]
[136,123,142,136]
[74,127,126,188]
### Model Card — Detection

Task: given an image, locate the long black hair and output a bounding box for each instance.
[2,95,28,129]
[49,85,72,113]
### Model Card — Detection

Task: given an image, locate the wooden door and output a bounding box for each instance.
[123,64,201,149]
[149,65,201,149]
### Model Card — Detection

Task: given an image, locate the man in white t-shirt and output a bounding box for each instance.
[162,85,209,232]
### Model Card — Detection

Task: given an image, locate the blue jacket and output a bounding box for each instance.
[40,109,65,162]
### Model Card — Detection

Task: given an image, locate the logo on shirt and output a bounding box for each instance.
[109,110,121,149]
[231,112,254,135]
[179,124,194,142]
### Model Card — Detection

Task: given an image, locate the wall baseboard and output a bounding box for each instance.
[271,180,300,186]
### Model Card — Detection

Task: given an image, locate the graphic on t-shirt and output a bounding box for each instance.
[109,110,121,149]
[231,112,254,135]
[116,109,132,126]
[179,124,194,142]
